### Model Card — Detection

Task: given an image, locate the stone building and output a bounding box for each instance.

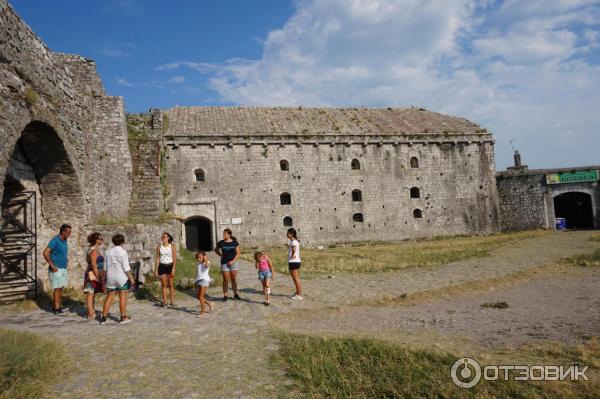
[0,0,133,297]
[0,1,502,297]
[159,106,500,249]
[497,157,600,231]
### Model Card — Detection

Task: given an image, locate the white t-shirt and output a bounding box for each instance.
[195,261,210,282]
[105,246,131,288]
[288,239,301,262]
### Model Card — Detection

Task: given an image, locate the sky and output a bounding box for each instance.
[8,0,600,170]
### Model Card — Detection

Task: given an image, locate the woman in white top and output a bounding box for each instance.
[194,251,213,318]
[100,234,135,324]
[154,232,177,307]
[287,228,303,299]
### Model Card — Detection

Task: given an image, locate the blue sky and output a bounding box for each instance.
[8,0,600,170]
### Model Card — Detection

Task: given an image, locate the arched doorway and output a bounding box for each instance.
[553,192,593,229]
[3,121,84,226]
[1,121,84,298]
[184,217,213,251]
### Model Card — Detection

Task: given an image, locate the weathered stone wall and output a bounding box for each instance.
[0,0,133,285]
[87,222,182,280]
[496,172,549,230]
[165,137,500,246]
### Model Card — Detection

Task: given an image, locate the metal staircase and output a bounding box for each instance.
[0,191,37,303]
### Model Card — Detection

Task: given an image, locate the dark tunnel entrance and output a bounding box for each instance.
[184,217,213,251]
[553,192,593,229]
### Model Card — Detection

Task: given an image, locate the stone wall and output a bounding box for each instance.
[0,0,133,285]
[496,172,550,231]
[165,138,500,246]
[86,222,181,281]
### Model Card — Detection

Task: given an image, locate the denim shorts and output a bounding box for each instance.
[258,270,272,281]
[221,262,239,272]
[195,279,210,288]
[49,268,68,289]
[107,281,130,292]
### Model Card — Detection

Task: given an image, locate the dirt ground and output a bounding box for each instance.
[0,230,598,398]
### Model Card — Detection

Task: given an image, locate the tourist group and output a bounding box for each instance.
[43,224,303,324]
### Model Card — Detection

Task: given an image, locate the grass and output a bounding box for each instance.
[560,247,600,267]
[244,230,547,276]
[275,333,600,399]
[136,249,223,301]
[0,328,69,399]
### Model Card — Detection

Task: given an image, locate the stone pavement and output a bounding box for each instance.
[0,230,597,398]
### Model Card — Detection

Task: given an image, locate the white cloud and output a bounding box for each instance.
[116,77,133,87]
[168,75,186,84]
[158,0,600,168]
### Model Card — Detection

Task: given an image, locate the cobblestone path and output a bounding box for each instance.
[0,231,597,398]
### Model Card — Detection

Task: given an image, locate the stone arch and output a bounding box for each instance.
[553,192,594,229]
[184,216,213,251]
[3,120,85,228]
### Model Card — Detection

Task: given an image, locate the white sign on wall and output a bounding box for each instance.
[219,218,230,225]
[231,217,242,225]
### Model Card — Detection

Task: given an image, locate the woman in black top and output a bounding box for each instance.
[215,228,241,301]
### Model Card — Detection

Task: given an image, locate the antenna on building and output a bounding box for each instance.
[507,139,527,171]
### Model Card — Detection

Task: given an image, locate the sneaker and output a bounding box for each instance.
[223,296,229,302]
[53,306,69,315]
[234,294,241,300]
[59,306,70,312]
[291,294,304,300]
[120,316,132,324]
[99,316,107,325]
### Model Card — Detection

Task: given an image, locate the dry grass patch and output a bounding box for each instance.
[560,247,600,267]
[355,263,562,308]
[275,333,600,399]
[0,327,69,399]
[245,230,547,276]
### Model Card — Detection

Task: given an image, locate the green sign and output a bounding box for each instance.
[546,170,599,185]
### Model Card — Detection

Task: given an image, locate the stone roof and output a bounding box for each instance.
[161,107,486,137]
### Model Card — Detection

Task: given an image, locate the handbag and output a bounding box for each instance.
[87,270,97,282]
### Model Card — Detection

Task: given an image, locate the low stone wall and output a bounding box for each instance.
[85,222,181,283]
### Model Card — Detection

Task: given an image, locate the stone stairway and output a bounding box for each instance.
[128,139,163,219]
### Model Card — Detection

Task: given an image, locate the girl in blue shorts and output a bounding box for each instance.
[195,251,213,318]
[254,251,274,306]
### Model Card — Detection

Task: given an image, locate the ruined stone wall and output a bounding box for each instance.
[165,138,499,246]
[496,173,549,231]
[0,0,133,284]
